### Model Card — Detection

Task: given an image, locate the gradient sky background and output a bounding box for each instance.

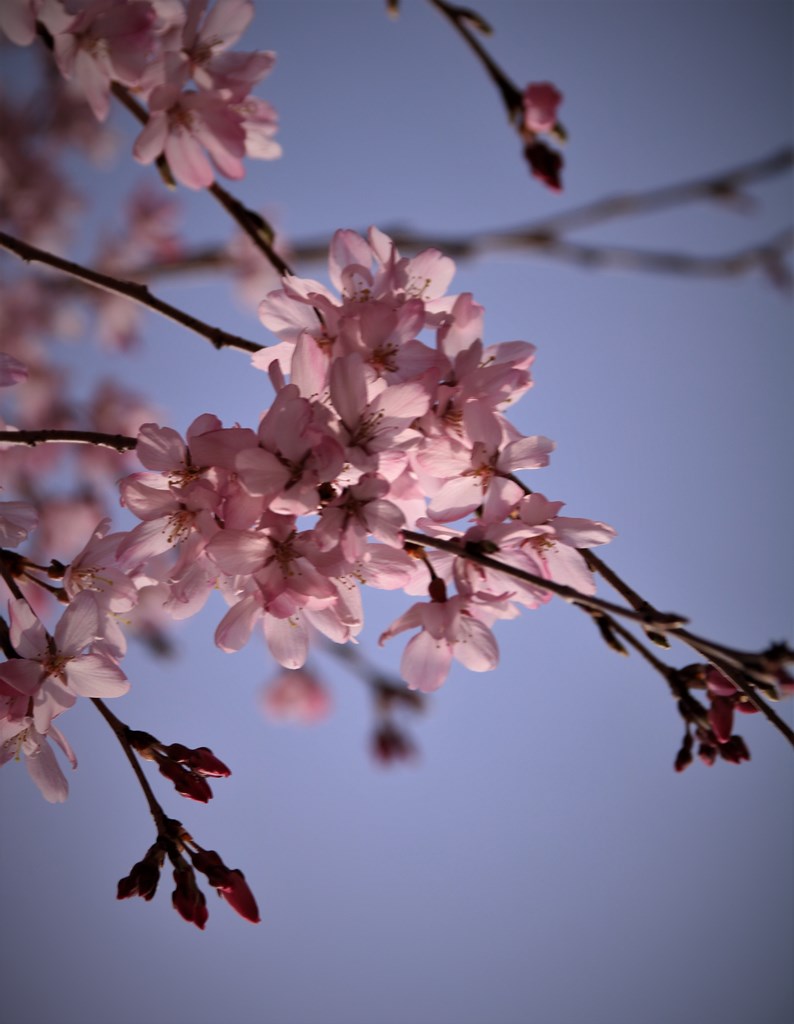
[1,3,792,1023]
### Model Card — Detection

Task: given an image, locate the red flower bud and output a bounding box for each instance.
[188,746,231,777]
[219,869,260,924]
[172,869,208,930]
[524,140,563,191]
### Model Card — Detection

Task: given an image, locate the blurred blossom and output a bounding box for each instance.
[261,668,332,724]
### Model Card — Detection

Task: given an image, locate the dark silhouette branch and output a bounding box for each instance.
[0,230,265,355]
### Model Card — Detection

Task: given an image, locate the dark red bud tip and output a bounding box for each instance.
[719,735,751,765]
[117,856,161,901]
[175,773,213,803]
[524,140,564,191]
[220,869,261,924]
[372,722,416,764]
[428,577,447,603]
[164,742,192,763]
[674,747,693,773]
[189,746,231,778]
[172,871,208,929]
[191,848,227,887]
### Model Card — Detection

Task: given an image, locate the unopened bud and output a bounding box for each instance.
[171,868,208,930]
[524,140,563,191]
[188,746,231,778]
[372,722,416,764]
[719,735,751,765]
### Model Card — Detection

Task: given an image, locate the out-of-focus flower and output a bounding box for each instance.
[522,82,563,134]
[261,668,331,724]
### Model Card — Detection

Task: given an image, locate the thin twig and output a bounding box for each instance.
[114,147,793,288]
[427,0,524,121]
[0,429,138,452]
[0,230,264,355]
[92,698,170,833]
[402,529,686,628]
[108,79,296,282]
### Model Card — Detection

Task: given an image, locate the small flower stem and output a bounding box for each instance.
[428,0,524,121]
[0,614,17,659]
[107,77,297,283]
[402,530,794,748]
[91,699,170,835]
[0,556,26,601]
[0,230,264,355]
[401,529,686,628]
[0,429,138,451]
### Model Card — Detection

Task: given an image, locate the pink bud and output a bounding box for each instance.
[522,82,563,134]
[708,696,734,744]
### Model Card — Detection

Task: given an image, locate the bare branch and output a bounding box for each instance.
[0,230,265,355]
[0,429,138,452]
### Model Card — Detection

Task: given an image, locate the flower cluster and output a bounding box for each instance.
[2,226,615,798]
[1,0,280,189]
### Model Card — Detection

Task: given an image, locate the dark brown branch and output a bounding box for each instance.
[427,0,524,122]
[117,148,793,288]
[402,530,794,748]
[0,429,138,452]
[108,79,297,282]
[0,230,264,355]
[527,147,794,235]
[92,699,170,834]
[402,529,686,628]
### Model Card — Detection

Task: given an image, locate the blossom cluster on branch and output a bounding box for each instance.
[1,0,791,932]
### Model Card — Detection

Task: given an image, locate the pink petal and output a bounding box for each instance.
[264,613,308,669]
[206,529,268,575]
[54,592,101,655]
[400,630,452,692]
[65,654,129,698]
[26,740,69,803]
[8,597,47,659]
[453,617,499,672]
[166,129,215,190]
[215,595,260,652]
[499,435,555,472]
[329,230,372,292]
[0,659,45,695]
[133,113,169,165]
[136,423,187,470]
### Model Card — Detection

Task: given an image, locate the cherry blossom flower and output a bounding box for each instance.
[44,0,158,121]
[0,593,130,734]
[379,592,498,692]
[133,78,247,189]
[261,668,331,724]
[0,716,77,802]
[418,404,554,522]
[177,0,275,99]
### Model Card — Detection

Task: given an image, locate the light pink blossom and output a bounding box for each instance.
[380,593,498,692]
[133,79,247,189]
[0,593,130,734]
